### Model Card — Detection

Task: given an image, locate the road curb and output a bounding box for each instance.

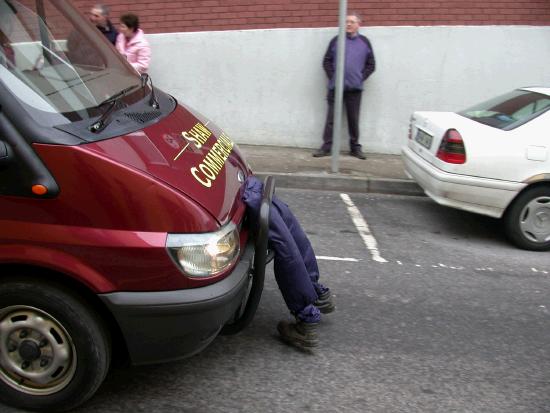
[254,172,424,196]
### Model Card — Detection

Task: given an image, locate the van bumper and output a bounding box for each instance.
[98,241,254,365]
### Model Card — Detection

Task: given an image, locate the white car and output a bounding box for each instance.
[402,87,550,251]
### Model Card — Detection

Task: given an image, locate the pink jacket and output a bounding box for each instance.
[115,29,151,74]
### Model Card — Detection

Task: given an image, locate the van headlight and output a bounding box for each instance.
[166,223,240,277]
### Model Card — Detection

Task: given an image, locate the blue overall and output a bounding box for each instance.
[242,177,329,323]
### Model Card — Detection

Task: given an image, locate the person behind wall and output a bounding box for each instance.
[116,13,151,74]
[89,4,118,45]
[66,4,113,67]
[313,12,375,160]
[242,176,335,352]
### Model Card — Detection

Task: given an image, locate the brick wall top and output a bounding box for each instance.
[74,1,550,34]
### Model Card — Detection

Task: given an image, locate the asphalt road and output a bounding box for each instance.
[3,190,550,413]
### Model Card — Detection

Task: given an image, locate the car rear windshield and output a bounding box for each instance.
[459,89,550,130]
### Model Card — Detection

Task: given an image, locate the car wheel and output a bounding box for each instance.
[504,185,550,251]
[0,278,111,412]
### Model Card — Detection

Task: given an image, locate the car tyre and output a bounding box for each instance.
[0,277,111,412]
[504,185,550,251]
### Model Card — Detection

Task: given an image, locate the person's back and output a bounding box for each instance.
[115,13,150,74]
[89,4,117,45]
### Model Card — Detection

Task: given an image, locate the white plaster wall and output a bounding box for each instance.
[147,26,550,154]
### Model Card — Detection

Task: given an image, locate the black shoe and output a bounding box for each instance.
[350,149,366,160]
[277,320,319,352]
[313,149,330,158]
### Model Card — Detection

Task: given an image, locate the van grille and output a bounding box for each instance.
[124,111,162,124]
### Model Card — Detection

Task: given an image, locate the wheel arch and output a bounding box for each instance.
[0,264,129,365]
[503,179,550,217]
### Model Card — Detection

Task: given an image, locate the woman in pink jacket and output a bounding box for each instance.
[115,13,151,74]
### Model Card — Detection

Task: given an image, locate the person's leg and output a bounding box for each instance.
[269,204,319,315]
[241,177,321,312]
[272,196,335,314]
[273,197,323,289]
[344,90,363,153]
[318,89,335,153]
[241,177,326,351]
[269,207,321,351]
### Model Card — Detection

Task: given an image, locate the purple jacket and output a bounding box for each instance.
[323,34,375,91]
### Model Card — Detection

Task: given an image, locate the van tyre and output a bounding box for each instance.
[0,278,111,412]
[504,185,550,251]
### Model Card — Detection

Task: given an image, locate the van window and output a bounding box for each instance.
[0,0,142,125]
[459,89,550,130]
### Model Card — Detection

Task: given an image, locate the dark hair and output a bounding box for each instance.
[120,13,139,32]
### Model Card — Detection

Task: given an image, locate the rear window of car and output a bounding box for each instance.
[459,89,550,130]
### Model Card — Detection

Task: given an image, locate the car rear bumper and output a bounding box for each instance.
[401,146,524,218]
[99,240,255,365]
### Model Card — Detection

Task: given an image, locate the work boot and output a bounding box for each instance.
[277,319,319,352]
[314,290,335,314]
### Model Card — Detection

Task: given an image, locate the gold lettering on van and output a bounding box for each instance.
[190,133,235,188]
[174,122,213,161]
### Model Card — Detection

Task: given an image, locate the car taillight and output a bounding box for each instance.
[436,129,466,164]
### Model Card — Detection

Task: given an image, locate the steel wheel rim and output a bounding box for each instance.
[519,195,550,244]
[0,305,77,395]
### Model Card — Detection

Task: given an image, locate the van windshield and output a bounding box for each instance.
[459,89,550,130]
[0,0,142,125]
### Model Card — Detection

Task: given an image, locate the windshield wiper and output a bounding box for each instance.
[140,73,159,109]
[89,84,140,133]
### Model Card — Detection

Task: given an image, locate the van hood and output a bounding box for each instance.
[83,104,251,225]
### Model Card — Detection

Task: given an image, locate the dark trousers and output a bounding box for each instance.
[242,177,328,323]
[270,198,319,314]
[321,89,363,152]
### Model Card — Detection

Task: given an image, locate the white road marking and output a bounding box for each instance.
[316,256,359,262]
[340,193,387,263]
[370,259,548,276]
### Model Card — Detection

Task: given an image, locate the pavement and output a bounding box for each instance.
[238,144,424,196]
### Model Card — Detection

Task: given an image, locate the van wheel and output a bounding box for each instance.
[0,279,111,412]
[504,185,550,251]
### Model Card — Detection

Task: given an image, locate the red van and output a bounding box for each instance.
[0,1,272,411]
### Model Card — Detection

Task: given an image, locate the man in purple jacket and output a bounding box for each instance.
[313,13,376,160]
